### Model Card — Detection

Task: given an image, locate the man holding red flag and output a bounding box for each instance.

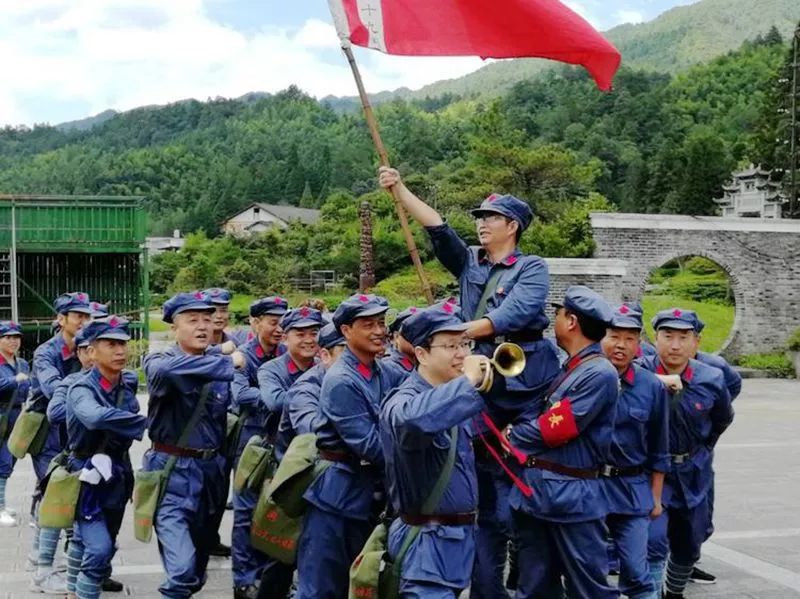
[379,170,562,596]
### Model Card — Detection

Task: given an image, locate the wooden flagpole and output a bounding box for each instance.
[340,44,434,304]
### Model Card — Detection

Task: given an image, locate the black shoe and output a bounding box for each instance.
[690,566,717,584]
[234,584,259,599]
[210,542,231,557]
[664,593,685,599]
[102,577,124,592]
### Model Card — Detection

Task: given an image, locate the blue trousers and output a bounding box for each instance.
[606,513,657,599]
[647,501,709,568]
[513,510,619,599]
[400,580,459,598]
[73,507,124,586]
[232,484,268,587]
[294,504,372,599]
[146,451,226,599]
[471,462,512,599]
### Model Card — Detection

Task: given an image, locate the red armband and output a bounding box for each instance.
[538,398,579,448]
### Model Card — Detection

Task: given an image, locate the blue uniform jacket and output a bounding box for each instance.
[28,335,81,413]
[306,347,403,520]
[509,343,619,523]
[274,362,326,461]
[230,338,279,454]
[639,356,733,509]
[289,363,326,437]
[144,344,235,450]
[426,223,559,398]
[381,370,485,589]
[0,353,30,410]
[696,351,742,401]
[0,354,30,438]
[257,352,313,441]
[47,371,87,426]
[65,368,147,511]
[603,363,670,516]
[28,335,81,455]
[66,368,146,509]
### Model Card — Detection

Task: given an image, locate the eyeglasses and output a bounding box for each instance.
[428,340,475,353]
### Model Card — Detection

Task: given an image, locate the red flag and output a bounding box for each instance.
[328,0,621,91]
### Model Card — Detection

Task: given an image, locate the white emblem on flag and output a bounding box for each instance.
[356,0,387,52]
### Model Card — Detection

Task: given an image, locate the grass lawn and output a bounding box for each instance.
[641,295,735,353]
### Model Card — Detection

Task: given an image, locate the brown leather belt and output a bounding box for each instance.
[318,449,375,469]
[599,464,645,478]
[400,512,477,526]
[523,456,599,479]
[153,442,217,459]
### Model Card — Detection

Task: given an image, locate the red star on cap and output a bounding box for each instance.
[109,317,119,327]
[9,321,17,328]
[77,293,87,301]
[194,291,204,300]
[487,193,499,203]
[358,295,369,303]
[409,307,418,313]
[619,305,630,314]
[673,309,682,317]
[300,307,310,318]
[442,302,453,314]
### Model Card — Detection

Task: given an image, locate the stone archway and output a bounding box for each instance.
[638,252,741,354]
[590,213,800,358]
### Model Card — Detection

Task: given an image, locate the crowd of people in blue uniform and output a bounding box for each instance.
[0,165,740,599]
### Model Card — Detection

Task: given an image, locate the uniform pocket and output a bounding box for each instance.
[411,525,472,587]
[629,407,649,422]
[539,470,587,516]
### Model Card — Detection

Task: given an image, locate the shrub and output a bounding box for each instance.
[787,329,800,352]
[734,353,794,378]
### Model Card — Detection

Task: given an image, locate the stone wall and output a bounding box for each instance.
[590,213,800,357]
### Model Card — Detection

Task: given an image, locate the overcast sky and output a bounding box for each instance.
[0,0,698,127]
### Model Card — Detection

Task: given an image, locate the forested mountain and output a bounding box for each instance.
[0,33,789,240]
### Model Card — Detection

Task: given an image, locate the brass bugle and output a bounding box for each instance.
[477,343,526,392]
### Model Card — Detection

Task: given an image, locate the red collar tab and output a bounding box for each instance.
[356,362,373,381]
[656,362,667,376]
[287,359,299,375]
[255,344,265,359]
[61,344,73,360]
[0,354,6,366]
[400,356,414,371]
[683,364,694,383]
[566,354,583,371]
[99,376,113,393]
[622,366,635,385]
[501,254,518,267]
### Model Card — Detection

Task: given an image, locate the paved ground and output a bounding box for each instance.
[1,378,798,598]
